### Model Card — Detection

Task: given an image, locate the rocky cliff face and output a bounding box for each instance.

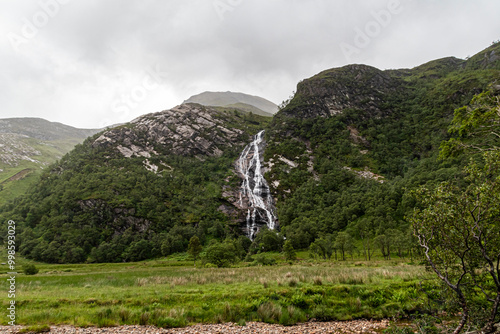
[92,104,252,161]
[281,64,404,119]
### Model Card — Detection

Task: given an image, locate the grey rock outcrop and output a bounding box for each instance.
[92,104,246,160]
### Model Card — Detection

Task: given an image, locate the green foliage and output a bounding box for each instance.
[23,263,39,275]
[188,236,203,265]
[334,232,355,261]
[265,48,500,260]
[282,240,296,261]
[250,228,283,253]
[201,240,238,268]
[0,106,271,264]
[253,253,277,266]
[408,151,500,333]
[441,88,500,157]
[309,234,336,260]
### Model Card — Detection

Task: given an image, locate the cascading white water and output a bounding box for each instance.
[237,130,277,239]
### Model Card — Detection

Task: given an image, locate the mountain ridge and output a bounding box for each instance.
[0,117,100,141]
[183,91,278,116]
[0,117,102,203]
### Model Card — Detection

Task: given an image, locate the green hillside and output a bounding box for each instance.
[1,43,499,266]
[264,42,500,252]
[0,119,101,204]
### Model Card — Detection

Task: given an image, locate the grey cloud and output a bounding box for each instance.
[1,0,499,128]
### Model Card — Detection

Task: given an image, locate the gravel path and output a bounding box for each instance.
[0,320,390,334]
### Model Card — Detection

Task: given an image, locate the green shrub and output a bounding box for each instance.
[254,253,277,266]
[23,264,39,275]
[290,293,308,308]
[201,240,238,268]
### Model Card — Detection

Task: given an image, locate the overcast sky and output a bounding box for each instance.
[1,0,499,129]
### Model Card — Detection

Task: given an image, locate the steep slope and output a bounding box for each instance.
[183,91,278,115]
[0,104,271,263]
[264,42,500,249]
[0,118,100,203]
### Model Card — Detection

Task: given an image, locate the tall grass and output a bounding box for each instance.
[0,258,431,327]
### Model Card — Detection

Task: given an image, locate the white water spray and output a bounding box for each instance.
[237,130,277,239]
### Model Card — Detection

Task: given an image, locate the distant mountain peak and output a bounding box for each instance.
[183,91,278,116]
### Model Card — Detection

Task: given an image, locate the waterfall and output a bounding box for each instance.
[237,130,277,239]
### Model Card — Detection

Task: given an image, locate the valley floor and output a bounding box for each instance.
[0,252,431,329]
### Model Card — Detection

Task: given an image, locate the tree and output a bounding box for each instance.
[392,229,407,258]
[355,219,376,261]
[201,240,238,268]
[441,88,500,157]
[250,228,283,253]
[408,151,500,334]
[309,241,321,260]
[188,236,203,266]
[161,233,185,256]
[334,232,354,261]
[283,240,296,261]
[374,233,394,260]
[123,240,151,262]
[316,235,334,260]
[236,235,251,259]
[308,235,334,260]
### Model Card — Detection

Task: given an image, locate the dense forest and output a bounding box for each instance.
[0,42,499,265]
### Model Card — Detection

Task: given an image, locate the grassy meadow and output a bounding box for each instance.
[0,250,434,328]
